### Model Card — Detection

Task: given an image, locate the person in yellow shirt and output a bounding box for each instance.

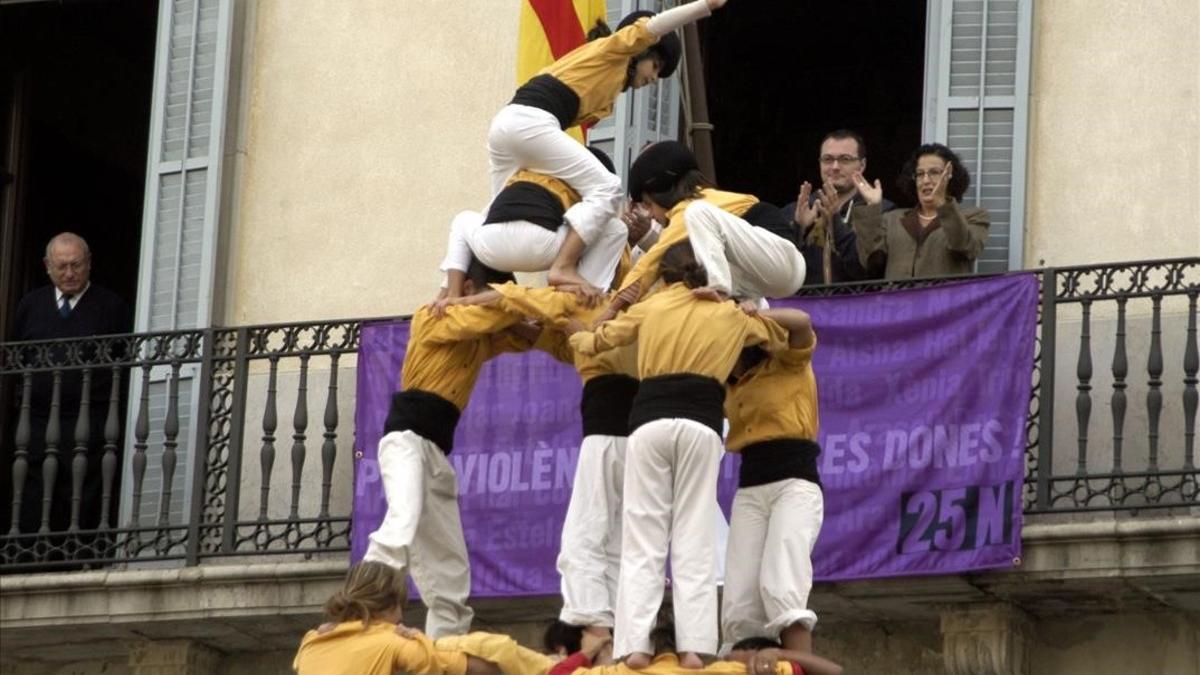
[567,242,790,668]
[441,148,627,300]
[438,281,638,638]
[361,260,543,639]
[489,0,726,294]
[720,309,824,656]
[496,283,639,636]
[293,561,468,675]
[435,631,559,675]
[600,142,806,323]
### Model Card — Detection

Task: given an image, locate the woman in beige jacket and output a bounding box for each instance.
[848,143,990,279]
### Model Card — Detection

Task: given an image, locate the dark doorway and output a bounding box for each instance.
[1,0,156,539]
[698,2,927,210]
[0,0,157,341]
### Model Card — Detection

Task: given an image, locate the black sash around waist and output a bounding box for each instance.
[484,181,565,232]
[628,374,725,436]
[738,437,822,489]
[580,374,640,438]
[511,74,580,130]
[383,389,462,454]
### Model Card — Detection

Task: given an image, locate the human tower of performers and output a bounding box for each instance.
[294,2,842,674]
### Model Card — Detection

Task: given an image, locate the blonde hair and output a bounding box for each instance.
[323,562,408,627]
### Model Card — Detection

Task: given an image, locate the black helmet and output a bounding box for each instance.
[627,141,698,201]
[617,10,683,79]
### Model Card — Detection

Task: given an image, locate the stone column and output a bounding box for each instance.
[127,640,222,675]
[940,603,1032,675]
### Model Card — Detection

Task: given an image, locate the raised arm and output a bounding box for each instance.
[569,302,646,356]
[644,0,721,36]
[421,304,521,345]
[432,289,504,317]
[740,312,792,353]
[939,199,990,261]
[392,632,464,675]
[758,308,815,349]
[850,202,888,277]
[491,283,580,328]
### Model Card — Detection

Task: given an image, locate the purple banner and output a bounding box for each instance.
[353,274,1038,594]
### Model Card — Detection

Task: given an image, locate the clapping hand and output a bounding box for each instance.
[817,180,840,217]
[793,182,819,228]
[851,171,883,205]
[932,161,953,208]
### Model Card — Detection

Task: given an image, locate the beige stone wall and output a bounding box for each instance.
[1031,611,1199,675]
[1025,1,1200,268]
[223,1,521,325]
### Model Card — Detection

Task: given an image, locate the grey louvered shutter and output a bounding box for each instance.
[589,0,682,187]
[122,0,234,530]
[924,0,1033,272]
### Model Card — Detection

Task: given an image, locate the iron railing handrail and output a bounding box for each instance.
[1,257,1197,572]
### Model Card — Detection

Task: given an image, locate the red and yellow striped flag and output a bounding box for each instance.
[517,0,608,143]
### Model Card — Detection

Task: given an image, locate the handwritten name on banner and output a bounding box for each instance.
[353,274,1039,595]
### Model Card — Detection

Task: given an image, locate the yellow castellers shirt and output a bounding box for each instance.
[293,621,467,675]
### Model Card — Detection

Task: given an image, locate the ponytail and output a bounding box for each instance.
[323,590,373,628]
[323,562,408,630]
[658,241,708,289]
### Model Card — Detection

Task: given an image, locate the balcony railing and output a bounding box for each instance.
[2,258,1197,572]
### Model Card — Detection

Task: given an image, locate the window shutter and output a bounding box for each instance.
[123,0,234,531]
[924,0,1033,272]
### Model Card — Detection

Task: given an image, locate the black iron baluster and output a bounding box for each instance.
[259,356,279,521]
[1147,295,1163,472]
[1036,268,1057,511]
[289,354,310,521]
[158,362,181,528]
[1075,300,1092,476]
[221,328,250,554]
[69,369,92,532]
[8,374,32,535]
[319,354,339,520]
[1111,298,1128,472]
[129,364,151,528]
[40,370,63,534]
[100,366,120,530]
[1183,291,1197,473]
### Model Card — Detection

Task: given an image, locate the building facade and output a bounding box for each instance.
[1,1,1198,673]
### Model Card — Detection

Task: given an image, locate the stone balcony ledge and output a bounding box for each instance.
[1,515,1197,664]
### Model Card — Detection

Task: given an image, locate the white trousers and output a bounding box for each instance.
[440,209,627,291]
[363,431,474,638]
[720,478,824,653]
[488,104,623,245]
[684,200,806,299]
[614,418,723,658]
[557,434,627,627]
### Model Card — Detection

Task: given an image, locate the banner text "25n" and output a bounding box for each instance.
[897,483,1015,554]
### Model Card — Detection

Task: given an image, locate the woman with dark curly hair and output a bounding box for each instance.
[847,143,989,279]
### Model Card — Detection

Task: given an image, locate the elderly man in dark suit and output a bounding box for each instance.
[10,232,129,539]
